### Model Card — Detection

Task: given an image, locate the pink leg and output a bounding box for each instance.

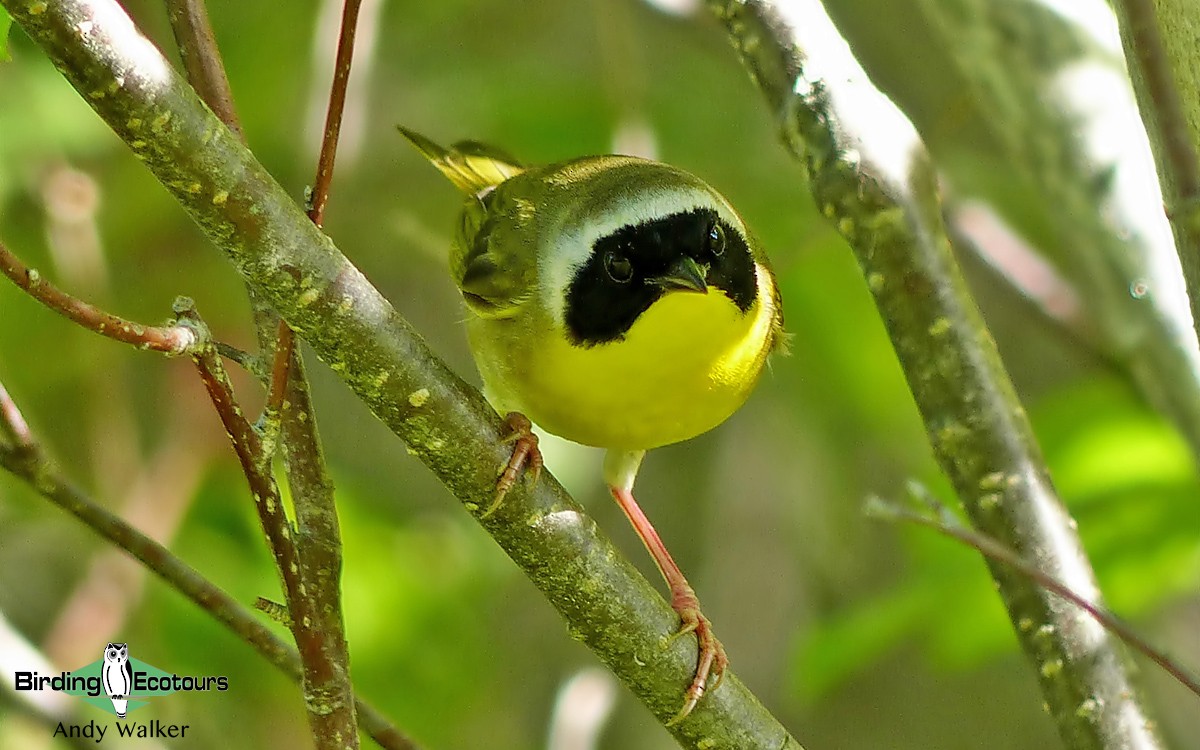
[610,485,727,724]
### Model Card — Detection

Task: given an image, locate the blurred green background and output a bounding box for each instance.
[0,1,1197,748]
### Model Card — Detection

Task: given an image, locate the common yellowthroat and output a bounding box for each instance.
[400,127,785,722]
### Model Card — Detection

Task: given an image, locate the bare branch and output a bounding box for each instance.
[163,0,243,140]
[270,2,366,746]
[0,239,195,354]
[0,380,32,448]
[306,0,361,230]
[177,300,366,748]
[162,1,360,744]
[0,379,418,750]
[266,0,364,415]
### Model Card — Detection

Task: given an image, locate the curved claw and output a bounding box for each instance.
[664,592,728,726]
[483,412,542,518]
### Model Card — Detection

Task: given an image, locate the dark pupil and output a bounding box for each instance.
[708,222,725,256]
[605,252,633,282]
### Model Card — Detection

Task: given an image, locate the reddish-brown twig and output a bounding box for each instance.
[0,378,418,750]
[173,303,301,592]
[266,0,363,418]
[163,0,243,141]
[0,240,195,354]
[165,2,362,746]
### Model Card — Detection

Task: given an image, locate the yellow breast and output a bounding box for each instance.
[468,263,777,451]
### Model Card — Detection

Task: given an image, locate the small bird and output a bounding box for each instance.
[400,127,785,722]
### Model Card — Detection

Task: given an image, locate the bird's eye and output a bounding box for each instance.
[604,251,634,283]
[707,222,726,257]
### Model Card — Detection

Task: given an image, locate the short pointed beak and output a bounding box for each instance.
[650,256,708,294]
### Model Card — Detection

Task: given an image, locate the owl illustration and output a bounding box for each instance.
[102,643,132,719]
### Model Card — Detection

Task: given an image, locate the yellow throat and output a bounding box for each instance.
[471,261,778,451]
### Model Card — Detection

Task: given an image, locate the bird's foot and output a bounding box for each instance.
[483,412,542,518]
[664,585,727,726]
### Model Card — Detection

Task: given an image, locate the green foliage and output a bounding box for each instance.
[0,8,10,62]
[795,376,1200,696]
[0,1,1198,748]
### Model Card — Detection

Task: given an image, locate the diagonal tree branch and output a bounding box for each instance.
[704,1,1161,748]
[1,0,802,745]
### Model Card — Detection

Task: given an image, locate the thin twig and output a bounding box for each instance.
[163,2,361,744]
[0,381,418,750]
[0,240,195,354]
[173,303,305,611]
[264,322,293,422]
[866,489,1200,699]
[267,2,365,745]
[0,380,32,448]
[266,0,364,414]
[214,341,268,381]
[178,300,362,747]
[163,0,243,141]
[307,0,361,230]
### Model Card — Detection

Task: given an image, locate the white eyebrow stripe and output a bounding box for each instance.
[539,185,746,327]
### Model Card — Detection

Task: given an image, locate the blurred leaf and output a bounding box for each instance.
[791,584,928,700]
[0,8,10,62]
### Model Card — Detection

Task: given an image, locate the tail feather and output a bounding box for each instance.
[397,126,523,195]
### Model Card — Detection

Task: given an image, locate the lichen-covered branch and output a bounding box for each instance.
[823,0,1200,470]
[1,0,800,744]
[705,1,1161,748]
